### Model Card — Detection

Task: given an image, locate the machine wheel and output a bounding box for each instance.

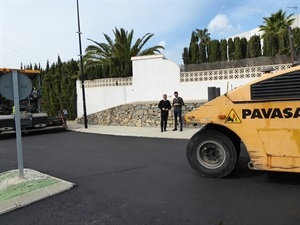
[186,129,237,178]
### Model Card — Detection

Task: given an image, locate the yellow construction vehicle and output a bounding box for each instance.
[184,25,300,178]
[184,64,300,178]
[184,27,300,178]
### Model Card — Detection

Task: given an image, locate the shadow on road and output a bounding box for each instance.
[228,149,300,185]
[266,171,300,185]
[0,129,69,140]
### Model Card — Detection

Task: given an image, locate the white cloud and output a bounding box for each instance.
[207,14,233,37]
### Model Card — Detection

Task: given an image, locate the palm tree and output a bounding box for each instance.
[195,28,211,62]
[259,9,295,56]
[259,9,295,38]
[84,28,164,77]
[196,28,211,46]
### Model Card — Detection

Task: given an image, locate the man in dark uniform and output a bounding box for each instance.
[172,91,184,131]
[158,94,172,132]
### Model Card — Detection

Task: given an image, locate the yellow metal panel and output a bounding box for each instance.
[258,129,300,157]
[0,68,40,75]
[226,65,300,102]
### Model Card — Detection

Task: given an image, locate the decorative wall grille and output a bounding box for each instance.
[84,64,292,87]
[180,64,291,82]
[85,77,132,88]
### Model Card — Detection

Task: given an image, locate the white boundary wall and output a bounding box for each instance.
[76,54,290,117]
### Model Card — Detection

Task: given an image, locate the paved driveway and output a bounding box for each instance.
[1,131,300,225]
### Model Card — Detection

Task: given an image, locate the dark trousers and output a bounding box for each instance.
[161,112,168,131]
[174,110,183,130]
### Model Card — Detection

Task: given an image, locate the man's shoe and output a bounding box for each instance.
[172,128,177,131]
[180,129,183,132]
[164,129,167,132]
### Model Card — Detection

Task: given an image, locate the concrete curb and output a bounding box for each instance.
[0,169,75,215]
[66,121,200,140]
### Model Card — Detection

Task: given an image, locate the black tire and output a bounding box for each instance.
[186,129,237,178]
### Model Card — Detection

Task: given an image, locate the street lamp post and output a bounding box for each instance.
[76,0,88,128]
[288,5,298,27]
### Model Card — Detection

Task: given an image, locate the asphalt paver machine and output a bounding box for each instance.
[0,68,67,135]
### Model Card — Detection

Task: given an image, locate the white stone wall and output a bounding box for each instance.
[77,81,133,117]
[76,54,290,118]
[76,101,205,128]
[77,54,181,117]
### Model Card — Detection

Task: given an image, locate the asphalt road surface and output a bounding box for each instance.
[1,130,300,225]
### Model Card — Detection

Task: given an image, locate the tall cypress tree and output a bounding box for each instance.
[189,31,199,64]
[228,38,234,60]
[220,39,227,61]
[208,40,221,62]
[182,47,190,64]
[234,37,242,60]
[241,37,248,58]
[248,35,261,58]
[199,43,207,63]
[278,29,289,54]
[41,58,78,119]
[293,27,300,49]
[60,59,78,119]
[263,33,278,56]
[189,42,199,64]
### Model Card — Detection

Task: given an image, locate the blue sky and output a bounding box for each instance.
[0,0,299,69]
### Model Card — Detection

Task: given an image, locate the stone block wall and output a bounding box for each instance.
[76,101,205,128]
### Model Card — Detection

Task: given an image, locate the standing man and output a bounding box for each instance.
[158,94,172,132]
[172,91,184,131]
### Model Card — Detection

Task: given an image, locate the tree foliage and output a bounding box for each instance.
[196,28,211,60]
[259,9,295,38]
[259,9,295,56]
[186,28,210,64]
[84,27,164,78]
[241,37,248,59]
[182,47,189,64]
[208,40,221,62]
[227,38,235,61]
[182,9,297,64]
[41,57,78,119]
[220,39,227,61]
[188,31,199,64]
[234,37,242,60]
[199,43,207,63]
[248,35,261,58]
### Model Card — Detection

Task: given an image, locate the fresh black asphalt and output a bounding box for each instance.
[1,130,300,225]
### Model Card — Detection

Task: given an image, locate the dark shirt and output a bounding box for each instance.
[172,97,184,111]
[158,100,171,114]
